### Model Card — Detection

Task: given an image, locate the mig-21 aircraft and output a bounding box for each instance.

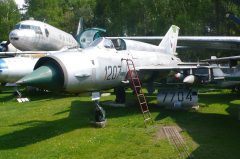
[16,25,202,111]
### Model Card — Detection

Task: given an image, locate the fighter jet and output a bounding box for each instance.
[201,56,240,89]
[16,25,198,105]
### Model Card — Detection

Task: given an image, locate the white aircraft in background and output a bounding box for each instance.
[9,19,79,51]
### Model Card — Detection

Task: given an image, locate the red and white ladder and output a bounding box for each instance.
[125,59,153,127]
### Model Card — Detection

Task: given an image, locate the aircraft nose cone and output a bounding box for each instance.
[17,63,64,90]
[9,30,20,41]
[9,29,36,51]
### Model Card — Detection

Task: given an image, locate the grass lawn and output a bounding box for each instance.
[0,88,240,159]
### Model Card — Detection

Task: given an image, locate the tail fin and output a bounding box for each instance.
[159,25,179,55]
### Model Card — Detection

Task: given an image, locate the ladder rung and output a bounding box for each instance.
[144,118,152,122]
[138,94,145,97]
[133,80,140,82]
[133,83,141,87]
[140,102,146,105]
[128,73,137,76]
[133,85,141,88]
[129,72,135,75]
[132,79,139,82]
[143,110,149,113]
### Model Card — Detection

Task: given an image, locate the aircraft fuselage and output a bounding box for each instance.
[9,20,79,51]
[19,38,181,93]
[0,57,38,83]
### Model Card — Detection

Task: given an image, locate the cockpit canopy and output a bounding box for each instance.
[15,23,43,34]
[89,37,126,50]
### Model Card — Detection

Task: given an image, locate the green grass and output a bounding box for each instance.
[0,88,240,159]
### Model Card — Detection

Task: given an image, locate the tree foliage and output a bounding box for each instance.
[93,0,240,36]
[1,0,240,59]
[24,0,96,34]
[1,0,240,38]
[0,0,20,41]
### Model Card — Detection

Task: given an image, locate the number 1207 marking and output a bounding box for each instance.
[105,66,121,80]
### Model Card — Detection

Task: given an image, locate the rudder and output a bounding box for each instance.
[159,25,179,55]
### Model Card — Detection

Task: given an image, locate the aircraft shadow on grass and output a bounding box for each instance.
[0,88,80,102]
[0,100,92,150]
[152,92,240,159]
[0,97,140,150]
[0,94,15,102]
[0,88,16,102]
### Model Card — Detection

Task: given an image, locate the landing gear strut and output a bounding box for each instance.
[14,87,29,103]
[94,100,106,122]
[114,86,126,104]
[91,92,106,128]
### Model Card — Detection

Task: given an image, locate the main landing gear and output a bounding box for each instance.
[91,92,106,128]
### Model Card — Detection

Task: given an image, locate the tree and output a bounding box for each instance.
[0,0,20,41]
[59,0,96,34]
[24,0,96,35]
[24,0,64,29]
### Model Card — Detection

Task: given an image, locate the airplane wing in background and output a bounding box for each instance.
[109,36,240,51]
[177,36,240,51]
[0,47,82,58]
[0,51,50,58]
[136,65,198,71]
[201,55,240,62]
[136,63,209,71]
[201,55,240,68]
